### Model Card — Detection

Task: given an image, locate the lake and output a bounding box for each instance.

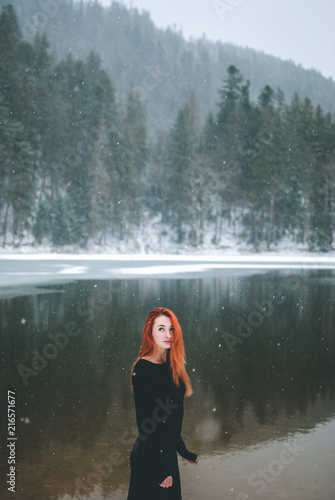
[1,256,335,499]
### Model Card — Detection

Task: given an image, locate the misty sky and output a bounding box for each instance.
[98,0,335,81]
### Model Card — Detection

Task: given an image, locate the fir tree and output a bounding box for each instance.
[165,96,199,243]
[0,7,38,246]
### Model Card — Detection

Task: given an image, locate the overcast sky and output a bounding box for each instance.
[98,0,335,81]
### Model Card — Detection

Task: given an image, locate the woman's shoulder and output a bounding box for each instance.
[133,358,147,371]
[132,358,168,380]
[131,359,155,390]
[132,358,151,378]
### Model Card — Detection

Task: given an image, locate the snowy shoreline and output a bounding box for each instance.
[0,232,334,270]
[1,244,335,261]
[0,251,335,266]
[1,212,334,259]
[0,251,334,264]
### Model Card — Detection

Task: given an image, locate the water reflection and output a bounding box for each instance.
[1,270,335,499]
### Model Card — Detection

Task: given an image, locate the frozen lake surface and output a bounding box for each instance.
[0,253,334,290]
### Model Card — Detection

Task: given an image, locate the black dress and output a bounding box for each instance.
[127,358,197,500]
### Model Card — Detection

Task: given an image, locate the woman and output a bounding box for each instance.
[127,307,197,500]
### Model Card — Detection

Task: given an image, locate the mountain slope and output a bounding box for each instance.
[1,0,335,135]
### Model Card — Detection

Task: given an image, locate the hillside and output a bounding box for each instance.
[1,0,335,135]
[1,1,335,254]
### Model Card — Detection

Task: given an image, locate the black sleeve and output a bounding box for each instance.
[176,434,197,463]
[132,363,170,484]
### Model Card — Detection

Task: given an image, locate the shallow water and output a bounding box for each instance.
[1,266,335,499]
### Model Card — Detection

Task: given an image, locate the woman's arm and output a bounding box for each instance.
[176,435,197,463]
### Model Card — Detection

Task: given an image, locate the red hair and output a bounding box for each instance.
[130,307,193,397]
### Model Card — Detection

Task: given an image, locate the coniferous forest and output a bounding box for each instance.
[1,3,335,252]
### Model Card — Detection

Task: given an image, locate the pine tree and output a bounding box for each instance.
[296,97,318,249]
[165,96,198,244]
[86,53,119,243]
[309,106,333,249]
[217,65,243,127]
[245,86,286,249]
[102,89,147,241]
[211,66,248,244]
[0,96,38,246]
[122,90,148,226]
[0,6,38,246]
[281,93,306,242]
[54,55,94,246]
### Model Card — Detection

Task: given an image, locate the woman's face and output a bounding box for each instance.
[152,315,174,351]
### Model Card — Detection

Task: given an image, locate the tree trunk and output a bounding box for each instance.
[2,203,10,248]
[267,196,274,250]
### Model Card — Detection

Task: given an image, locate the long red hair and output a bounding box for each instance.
[130,307,193,397]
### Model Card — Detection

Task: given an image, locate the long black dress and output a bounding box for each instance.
[127,358,197,500]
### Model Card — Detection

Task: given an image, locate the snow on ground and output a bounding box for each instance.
[0,253,334,263]
[0,213,334,259]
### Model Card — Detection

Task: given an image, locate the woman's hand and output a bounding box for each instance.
[188,459,198,464]
[159,475,173,488]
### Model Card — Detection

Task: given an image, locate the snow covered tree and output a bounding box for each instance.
[0,7,38,246]
[164,96,199,244]
[0,96,38,246]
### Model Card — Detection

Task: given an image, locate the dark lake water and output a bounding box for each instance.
[1,265,335,499]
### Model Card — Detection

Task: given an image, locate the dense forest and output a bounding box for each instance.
[1,0,335,135]
[0,3,335,251]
